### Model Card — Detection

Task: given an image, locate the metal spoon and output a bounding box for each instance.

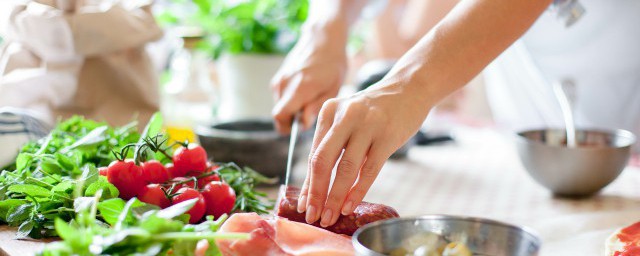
[553,80,577,147]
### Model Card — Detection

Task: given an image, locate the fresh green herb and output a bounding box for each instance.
[216,163,278,214]
[39,193,248,256]
[0,116,141,238]
[157,0,309,59]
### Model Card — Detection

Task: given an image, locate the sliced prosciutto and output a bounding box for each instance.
[276,185,399,236]
[215,212,354,256]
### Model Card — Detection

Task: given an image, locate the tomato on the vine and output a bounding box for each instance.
[106,160,145,200]
[172,187,206,224]
[173,144,208,177]
[196,173,220,189]
[138,184,170,208]
[201,181,236,219]
[141,160,169,184]
[168,177,197,191]
[98,167,108,176]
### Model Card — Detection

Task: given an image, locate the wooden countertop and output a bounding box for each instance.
[3,127,639,255]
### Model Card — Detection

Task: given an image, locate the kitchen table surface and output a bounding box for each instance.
[3,127,639,255]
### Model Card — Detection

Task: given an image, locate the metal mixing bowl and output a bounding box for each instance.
[353,215,541,256]
[515,128,636,197]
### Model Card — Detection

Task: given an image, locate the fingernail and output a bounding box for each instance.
[297,195,307,213]
[341,201,353,216]
[305,205,317,224]
[320,209,333,227]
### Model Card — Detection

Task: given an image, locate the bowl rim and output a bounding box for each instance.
[514,127,636,150]
[194,119,285,141]
[352,214,542,256]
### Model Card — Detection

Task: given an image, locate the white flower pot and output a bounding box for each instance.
[216,54,285,121]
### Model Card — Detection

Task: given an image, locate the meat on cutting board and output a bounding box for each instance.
[276,185,399,236]
[215,212,354,256]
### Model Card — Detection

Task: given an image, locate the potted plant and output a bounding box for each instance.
[158,0,308,121]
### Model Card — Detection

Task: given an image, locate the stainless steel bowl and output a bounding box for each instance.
[353,215,541,256]
[515,128,635,197]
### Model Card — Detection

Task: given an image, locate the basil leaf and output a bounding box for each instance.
[9,184,52,198]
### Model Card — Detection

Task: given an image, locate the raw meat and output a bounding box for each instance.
[276,185,399,236]
[215,212,355,256]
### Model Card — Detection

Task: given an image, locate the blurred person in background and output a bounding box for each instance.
[0,0,162,127]
[271,0,640,228]
[0,0,162,165]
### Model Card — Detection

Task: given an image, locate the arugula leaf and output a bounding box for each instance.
[9,184,51,198]
[16,220,34,239]
[73,197,96,213]
[60,126,109,153]
[85,176,119,199]
[0,199,26,222]
[157,199,197,219]
[6,204,33,224]
[15,153,33,172]
[97,198,128,226]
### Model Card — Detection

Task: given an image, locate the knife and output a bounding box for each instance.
[284,113,302,187]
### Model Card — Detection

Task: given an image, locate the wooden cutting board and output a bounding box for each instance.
[0,226,53,256]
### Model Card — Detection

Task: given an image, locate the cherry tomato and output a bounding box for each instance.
[173,144,208,177]
[168,177,197,191]
[98,167,108,176]
[165,163,179,179]
[106,160,145,200]
[172,187,206,224]
[138,184,170,208]
[197,173,220,189]
[142,160,169,184]
[201,181,236,219]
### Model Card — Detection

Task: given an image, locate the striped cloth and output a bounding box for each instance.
[0,108,49,167]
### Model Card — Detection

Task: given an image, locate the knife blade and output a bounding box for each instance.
[284,113,302,187]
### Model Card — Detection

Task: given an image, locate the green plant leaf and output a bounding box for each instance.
[0,199,26,222]
[15,153,33,171]
[6,204,33,224]
[134,112,163,159]
[84,176,119,199]
[52,181,74,194]
[157,199,196,219]
[60,126,109,153]
[54,218,78,242]
[9,184,52,198]
[97,198,127,226]
[73,197,96,213]
[16,220,34,239]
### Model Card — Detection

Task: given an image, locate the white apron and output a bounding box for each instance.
[484,0,640,150]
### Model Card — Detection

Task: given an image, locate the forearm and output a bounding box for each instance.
[381,0,552,109]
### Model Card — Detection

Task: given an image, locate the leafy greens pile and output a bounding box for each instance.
[0,117,141,238]
[40,193,247,256]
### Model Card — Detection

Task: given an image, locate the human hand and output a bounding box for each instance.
[296,81,432,227]
[271,26,348,134]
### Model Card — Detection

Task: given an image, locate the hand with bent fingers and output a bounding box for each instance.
[271,29,348,134]
[297,81,433,227]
